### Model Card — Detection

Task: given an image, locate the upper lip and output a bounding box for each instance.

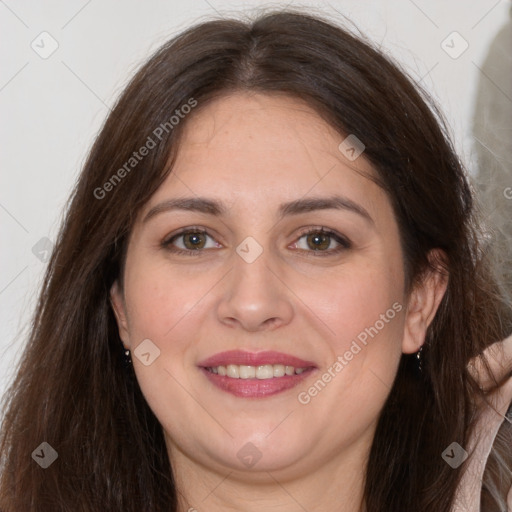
[198,350,316,368]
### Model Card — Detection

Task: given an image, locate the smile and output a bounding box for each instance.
[198,350,317,398]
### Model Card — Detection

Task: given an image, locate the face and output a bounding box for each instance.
[111,92,443,483]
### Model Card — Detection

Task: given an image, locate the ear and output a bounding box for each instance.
[110,280,131,348]
[402,249,449,354]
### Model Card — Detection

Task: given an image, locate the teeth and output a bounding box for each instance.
[239,365,256,379]
[256,364,274,379]
[226,364,239,379]
[207,364,308,379]
[273,364,285,377]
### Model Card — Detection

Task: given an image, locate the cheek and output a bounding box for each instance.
[295,263,405,424]
[312,262,404,344]
[121,261,209,425]
[306,259,406,405]
[123,257,212,341]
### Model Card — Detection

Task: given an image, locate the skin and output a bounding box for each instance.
[110,92,448,512]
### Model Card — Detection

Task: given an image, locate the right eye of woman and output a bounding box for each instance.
[161,227,220,256]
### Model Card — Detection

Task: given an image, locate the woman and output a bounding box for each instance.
[0,9,511,512]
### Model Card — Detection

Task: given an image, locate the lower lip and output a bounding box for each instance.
[200,367,316,398]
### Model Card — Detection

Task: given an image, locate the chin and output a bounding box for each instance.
[208,431,314,475]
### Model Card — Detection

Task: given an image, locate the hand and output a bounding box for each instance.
[452,333,512,512]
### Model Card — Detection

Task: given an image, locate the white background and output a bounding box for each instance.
[1,0,510,401]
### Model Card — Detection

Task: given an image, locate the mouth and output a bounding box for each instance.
[198,350,317,398]
[205,363,311,378]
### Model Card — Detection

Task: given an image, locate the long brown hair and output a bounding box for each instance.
[1,8,511,511]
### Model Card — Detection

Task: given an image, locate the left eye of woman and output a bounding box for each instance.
[291,227,351,256]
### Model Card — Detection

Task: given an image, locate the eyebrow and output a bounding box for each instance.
[143,195,374,225]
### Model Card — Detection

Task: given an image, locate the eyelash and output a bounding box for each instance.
[161,226,351,258]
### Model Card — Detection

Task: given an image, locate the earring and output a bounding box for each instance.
[416,346,423,373]
[123,348,132,367]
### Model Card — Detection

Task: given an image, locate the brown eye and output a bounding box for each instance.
[182,232,207,250]
[293,227,351,257]
[162,228,220,255]
[306,231,331,251]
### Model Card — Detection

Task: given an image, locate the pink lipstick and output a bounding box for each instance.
[198,350,317,398]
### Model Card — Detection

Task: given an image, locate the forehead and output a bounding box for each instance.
[181,92,340,152]
[156,92,383,205]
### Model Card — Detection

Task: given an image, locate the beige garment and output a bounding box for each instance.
[472,6,512,305]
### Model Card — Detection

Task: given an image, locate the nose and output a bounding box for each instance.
[216,244,294,332]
